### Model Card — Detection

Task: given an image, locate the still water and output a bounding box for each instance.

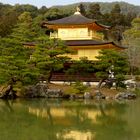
[0,98,140,140]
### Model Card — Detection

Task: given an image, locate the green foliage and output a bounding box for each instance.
[44,8,67,20]
[123,17,140,74]
[30,37,72,82]
[66,57,95,81]
[10,12,37,42]
[133,88,140,96]
[87,3,102,20]
[0,38,38,85]
[78,3,86,16]
[0,1,138,38]
[95,49,129,88]
[0,11,19,37]
[72,82,88,94]
[13,4,38,18]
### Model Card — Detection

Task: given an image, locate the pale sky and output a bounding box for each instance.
[0,0,140,8]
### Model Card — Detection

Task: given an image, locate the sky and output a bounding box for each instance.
[0,0,140,8]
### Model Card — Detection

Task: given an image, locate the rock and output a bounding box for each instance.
[70,94,76,99]
[46,89,63,98]
[85,82,91,87]
[115,92,136,100]
[124,79,136,89]
[0,85,17,99]
[84,92,92,99]
[94,91,105,99]
[75,95,84,99]
[62,94,70,99]
[24,82,49,98]
[24,83,64,98]
[105,96,113,100]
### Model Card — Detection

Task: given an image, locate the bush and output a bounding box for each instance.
[72,82,88,94]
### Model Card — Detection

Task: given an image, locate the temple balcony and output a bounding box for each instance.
[50,29,104,40]
[50,32,104,41]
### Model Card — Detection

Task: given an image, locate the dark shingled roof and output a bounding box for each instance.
[23,40,126,49]
[42,13,110,29]
[65,40,126,49]
[46,14,94,25]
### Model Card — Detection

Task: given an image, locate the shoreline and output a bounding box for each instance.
[0,83,138,100]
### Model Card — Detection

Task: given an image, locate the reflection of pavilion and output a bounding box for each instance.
[28,102,128,140]
[57,130,95,140]
[29,106,101,124]
[0,99,132,140]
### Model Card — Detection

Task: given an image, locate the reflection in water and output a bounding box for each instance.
[57,131,94,140]
[0,99,139,140]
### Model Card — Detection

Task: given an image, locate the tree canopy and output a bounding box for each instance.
[123,17,140,74]
[95,49,129,88]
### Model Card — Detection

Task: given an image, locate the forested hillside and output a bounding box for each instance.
[53,2,140,15]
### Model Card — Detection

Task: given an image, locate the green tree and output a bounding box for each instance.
[0,38,37,96]
[44,8,66,20]
[30,37,72,82]
[95,49,128,89]
[0,10,18,37]
[78,3,86,16]
[13,4,38,18]
[123,17,140,74]
[11,12,37,42]
[88,3,102,21]
[106,4,126,44]
[66,57,95,81]
[38,6,48,15]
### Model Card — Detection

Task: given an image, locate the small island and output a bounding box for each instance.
[0,2,139,100]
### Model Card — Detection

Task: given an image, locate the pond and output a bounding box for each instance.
[0,98,140,140]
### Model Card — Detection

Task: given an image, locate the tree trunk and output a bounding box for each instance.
[48,69,53,83]
[97,79,105,89]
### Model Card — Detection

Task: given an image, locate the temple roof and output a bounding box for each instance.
[46,14,94,25]
[23,40,126,49]
[65,40,126,49]
[42,10,110,29]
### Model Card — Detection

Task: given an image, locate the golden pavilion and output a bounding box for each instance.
[42,7,125,61]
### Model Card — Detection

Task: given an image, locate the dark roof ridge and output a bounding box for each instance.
[46,14,94,25]
[65,40,126,49]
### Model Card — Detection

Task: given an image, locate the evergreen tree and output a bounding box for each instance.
[0,38,36,88]
[95,49,128,88]
[11,12,37,42]
[38,6,48,15]
[106,4,127,44]
[0,10,19,37]
[109,4,125,26]
[44,8,67,20]
[78,3,86,16]
[29,37,72,82]
[88,3,102,21]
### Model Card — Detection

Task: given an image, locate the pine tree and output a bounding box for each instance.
[95,49,128,88]
[29,37,72,82]
[88,3,102,21]
[11,12,36,42]
[78,3,86,16]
